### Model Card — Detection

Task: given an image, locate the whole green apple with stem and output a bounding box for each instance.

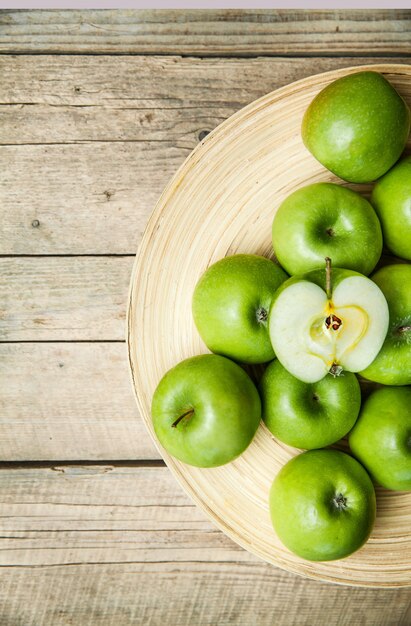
[371,156,411,261]
[192,254,287,364]
[302,71,410,183]
[270,449,376,561]
[269,258,389,383]
[151,354,261,467]
[349,387,411,491]
[260,359,361,449]
[272,182,382,275]
[360,264,411,385]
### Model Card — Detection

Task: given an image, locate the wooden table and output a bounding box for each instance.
[0,10,410,625]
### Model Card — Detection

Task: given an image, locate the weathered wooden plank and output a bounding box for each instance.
[0,342,159,460]
[0,141,182,256]
[0,465,409,626]
[1,56,409,255]
[1,565,409,626]
[0,10,410,56]
[0,257,132,341]
[2,56,409,139]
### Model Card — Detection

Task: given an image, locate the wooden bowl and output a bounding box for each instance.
[127,64,411,587]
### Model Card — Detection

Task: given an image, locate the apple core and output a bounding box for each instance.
[269,260,389,383]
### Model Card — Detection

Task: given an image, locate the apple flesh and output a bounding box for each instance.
[360,264,411,385]
[302,71,410,183]
[349,387,411,492]
[272,183,382,276]
[269,260,389,383]
[371,156,411,261]
[151,354,261,467]
[192,254,287,364]
[270,449,376,561]
[260,359,361,449]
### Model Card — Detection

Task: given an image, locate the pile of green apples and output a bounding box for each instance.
[151,71,411,562]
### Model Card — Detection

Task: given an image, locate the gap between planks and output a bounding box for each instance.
[0,452,163,466]
[2,52,411,59]
[0,340,125,344]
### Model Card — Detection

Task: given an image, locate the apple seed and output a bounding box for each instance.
[325,314,343,331]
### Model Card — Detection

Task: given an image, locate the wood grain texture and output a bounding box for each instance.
[0,256,132,341]
[0,10,410,56]
[0,465,409,626]
[0,142,181,256]
[1,55,409,255]
[3,55,407,142]
[128,64,411,586]
[0,342,159,460]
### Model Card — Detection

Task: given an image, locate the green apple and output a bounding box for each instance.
[302,71,410,183]
[272,183,382,275]
[371,156,411,260]
[360,264,411,385]
[269,259,389,383]
[270,449,376,561]
[192,254,287,364]
[151,354,261,467]
[349,387,411,491]
[260,359,361,449]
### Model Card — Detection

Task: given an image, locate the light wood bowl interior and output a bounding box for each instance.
[128,64,411,587]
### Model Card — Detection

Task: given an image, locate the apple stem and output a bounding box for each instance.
[171,408,194,428]
[325,257,332,301]
[398,325,411,333]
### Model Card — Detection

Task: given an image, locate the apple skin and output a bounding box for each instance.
[349,387,411,491]
[302,71,410,183]
[270,449,376,561]
[272,183,382,275]
[360,264,411,385]
[371,156,411,261]
[151,354,261,467]
[192,254,287,364]
[260,359,361,449]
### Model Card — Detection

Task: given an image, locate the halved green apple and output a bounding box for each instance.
[269,259,389,383]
